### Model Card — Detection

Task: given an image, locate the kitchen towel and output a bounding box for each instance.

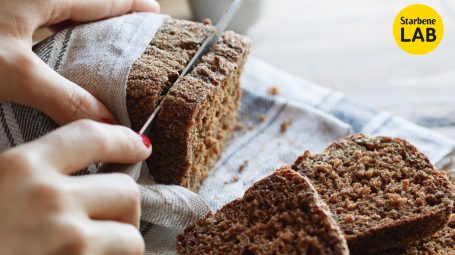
[1,13,454,254]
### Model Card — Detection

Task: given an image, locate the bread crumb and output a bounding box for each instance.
[344,214,355,223]
[280,120,291,134]
[387,193,404,208]
[232,176,239,182]
[213,56,222,67]
[258,114,266,123]
[402,179,409,192]
[234,122,244,131]
[268,86,280,96]
[415,198,424,206]
[203,18,212,25]
[239,160,249,173]
[328,194,338,203]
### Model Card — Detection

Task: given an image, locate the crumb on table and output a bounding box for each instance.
[203,18,212,25]
[239,160,249,173]
[258,114,267,123]
[280,120,291,134]
[231,176,239,182]
[268,86,280,96]
[234,122,244,131]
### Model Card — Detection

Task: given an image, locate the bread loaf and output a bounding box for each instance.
[127,19,250,191]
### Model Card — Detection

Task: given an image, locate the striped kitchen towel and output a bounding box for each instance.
[1,13,454,254]
[197,58,455,211]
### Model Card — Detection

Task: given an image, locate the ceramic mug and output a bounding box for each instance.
[188,0,264,34]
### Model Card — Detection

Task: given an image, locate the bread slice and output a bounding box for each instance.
[127,19,215,130]
[380,171,455,255]
[127,19,250,190]
[379,212,454,255]
[292,134,454,254]
[176,167,349,255]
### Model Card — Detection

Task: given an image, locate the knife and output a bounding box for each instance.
[97,0,244,180]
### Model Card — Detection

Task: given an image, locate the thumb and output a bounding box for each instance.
[2,49,116,125]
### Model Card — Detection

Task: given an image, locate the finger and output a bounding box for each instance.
[19,120,151,174]
[2,50,116,125]
[88,221,144,255]
[68,174,141,227]
[131,0,161,13]
[47,0,160,25]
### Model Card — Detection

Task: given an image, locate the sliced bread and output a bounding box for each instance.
[127,19,250,191]
[292,134,454,254]
[380,171,455,255]
[379,214,454,255]
[176,167,349,255]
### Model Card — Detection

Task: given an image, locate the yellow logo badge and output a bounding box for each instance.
[393,4,444,55]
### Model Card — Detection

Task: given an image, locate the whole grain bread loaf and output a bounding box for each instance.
[127,19,250,190]
[292,134,454,254]
[176,167,350,255]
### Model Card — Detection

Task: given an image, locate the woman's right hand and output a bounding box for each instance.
[0,120,152,255]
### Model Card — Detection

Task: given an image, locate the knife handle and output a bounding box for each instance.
[97,162,142,181]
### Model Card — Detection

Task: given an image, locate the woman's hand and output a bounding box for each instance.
[0,120,152,255]
[0,0,159,125]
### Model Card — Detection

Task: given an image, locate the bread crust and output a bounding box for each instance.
[348,203,451,254]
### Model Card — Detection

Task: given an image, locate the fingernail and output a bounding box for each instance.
[100,118,116,125]
[151,1,161,12]
[137,133,151,149]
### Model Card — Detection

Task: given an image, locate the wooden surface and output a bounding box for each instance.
[33,0,455,166]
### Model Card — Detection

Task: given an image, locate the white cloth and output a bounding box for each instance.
[1,13,454,254]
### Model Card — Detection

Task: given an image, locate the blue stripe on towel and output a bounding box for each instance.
[328,98,377,133]
[415,117,455,128]
[239,89,275,125]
